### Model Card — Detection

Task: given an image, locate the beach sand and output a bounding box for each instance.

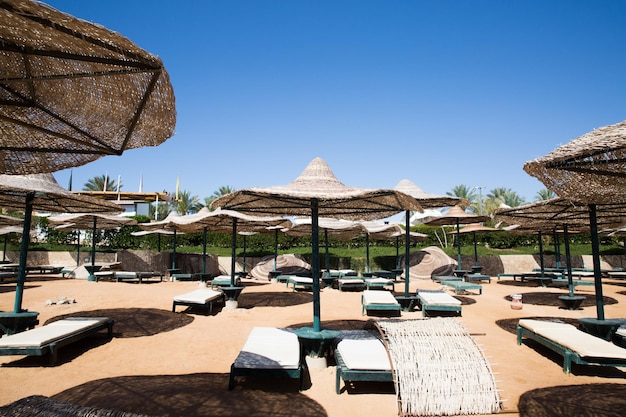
[1,273,626,416]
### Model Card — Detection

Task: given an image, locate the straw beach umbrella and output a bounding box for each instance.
[211,157,422,337]
[0,173,121,314]
[454,223,503,270]
[174,208,292,292]
[0,0,176,174]
[393,180,465,295]
[424,205,489,271]
[48,213,137,280]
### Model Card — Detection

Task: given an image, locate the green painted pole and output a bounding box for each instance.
[230,219,237,287]
[404,211,411,297]
[14,192,34,313]
[311,198,321,332]
[589,204,605,320]
[563,224,574,297]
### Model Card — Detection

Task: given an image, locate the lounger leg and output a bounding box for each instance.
[228,365,236,390]
[564,352,573,374]
[336,368,342,394]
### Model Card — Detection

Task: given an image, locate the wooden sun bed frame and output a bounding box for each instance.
[517,318,626,373]
[172,288,226,314]
[0,317,114,365]
[361,290,401,316]
[228,327,304,391]
[335,336,393,394]
[416,290,462,317]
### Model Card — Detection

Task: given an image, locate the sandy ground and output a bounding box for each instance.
[1,273,626,416]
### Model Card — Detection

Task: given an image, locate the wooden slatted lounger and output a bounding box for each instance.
[416,290,462,317]
[286,276,314,291]
[0,317,114,365]
[361,290,401,316]
[229,327,304,390]
[172,288,226,314]
[335,336,393,394]
[517,318,626,373]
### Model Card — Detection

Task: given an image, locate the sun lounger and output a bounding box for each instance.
[416,290,462,317]
[114,271,162,283]
[228,327,304,390]
[172,288,226,314]
[364,277,394,291]
[0,317,114,365]
[210,274,240,289]
[361,290,401,316]
[517,318,626,373]
[335,336,393,394]
[338,278,365,291]
[286,276,314,291]
[441,280,482,295]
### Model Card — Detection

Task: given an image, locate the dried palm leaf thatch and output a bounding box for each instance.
[524,119,626,204]
[494,197,626,231]
[210,157,423,220]
[394,179,468,209]
[0,0,176,174]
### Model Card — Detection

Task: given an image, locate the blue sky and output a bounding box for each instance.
[48,0,626,207]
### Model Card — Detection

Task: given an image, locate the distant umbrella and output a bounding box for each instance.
[453,223,503,269]
[425,205,489,270]
[49,213,136,280]
[0,173,121,313]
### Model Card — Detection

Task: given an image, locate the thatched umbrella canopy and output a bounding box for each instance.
[424,205,490,270]
[211,157,422,333]
[139,212,185,272]
[394,179,466,294]
[454,223,503,268]
[0,0,176,174]
[131,229,177,252]
[523,119,626,205]
[174,207,292,285]
[48,213,136,279]
[0,173,121,313]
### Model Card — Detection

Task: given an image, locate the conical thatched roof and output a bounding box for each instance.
[48,213,137,230]
[0,0,176,174]
[211,157,422,220]
[171,207,292,234]
[0,173,122,213]
[285,217,366,240]
[424,205,489,226]
[394,179,467,208]
[523,119,626,204]
[493,198,626,231]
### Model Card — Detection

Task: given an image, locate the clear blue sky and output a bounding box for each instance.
[48,0,626,206]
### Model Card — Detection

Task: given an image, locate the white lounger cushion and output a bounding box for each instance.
[363,290,398,305]
[337,338,391,371]
[519,319,626,360]
[0,318,108,348]
[365,277,393,284]
[234,327,300,370]
[173,289,223,304]
[338,278,364,285]
[418,291,462,306]
[289,277,313,284]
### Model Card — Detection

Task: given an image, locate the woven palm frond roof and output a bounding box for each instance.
[394,179,468,208]
[210,157,423,220]
[493,197,626,231]
[0,173,122,213]
[0,0,176,174]
[523,119,626,204]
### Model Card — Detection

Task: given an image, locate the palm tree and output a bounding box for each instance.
[204,185,235,210]
[83,175,118,191]
[535,188,556,201]
[447,185,479,213]
[486,187,525,208]
[175,190,201,215]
